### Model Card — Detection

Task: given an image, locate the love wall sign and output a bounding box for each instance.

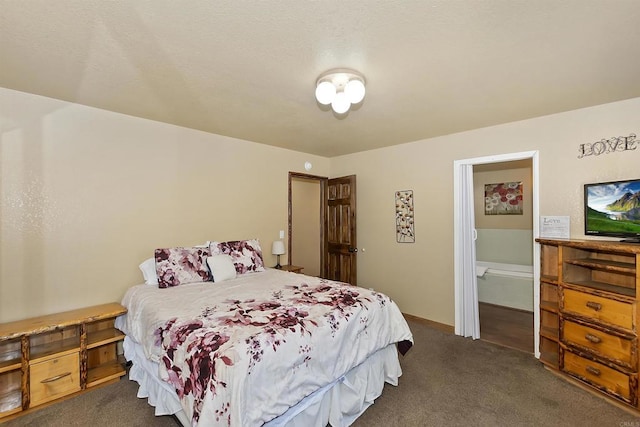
[578,133,637,159]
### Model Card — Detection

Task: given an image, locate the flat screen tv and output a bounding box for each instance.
[584,178,640,243]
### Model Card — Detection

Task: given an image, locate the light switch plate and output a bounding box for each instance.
[279,230,285,239]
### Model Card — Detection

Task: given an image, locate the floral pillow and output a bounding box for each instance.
[155,247,211,288]
[209,239,265,275]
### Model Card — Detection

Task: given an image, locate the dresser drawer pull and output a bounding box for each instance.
[585,333,602,344]
[40,372,72,383]
[585,366,601,376]
[585,301,602,311]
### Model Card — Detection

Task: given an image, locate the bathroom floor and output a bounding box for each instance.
[479,302,534,353]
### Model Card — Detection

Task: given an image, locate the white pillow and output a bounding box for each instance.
[139,258,158,285]
[207,255,237,282]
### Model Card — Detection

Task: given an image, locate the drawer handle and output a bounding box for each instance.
[585,333,602,344]
[585,366,601,376]
[586,301,602,311]
[41,372,72,383]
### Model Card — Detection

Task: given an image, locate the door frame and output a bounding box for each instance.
[453,150,540,357]
[288,172,328,277]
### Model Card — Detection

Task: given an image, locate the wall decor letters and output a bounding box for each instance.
[578,133,637,158]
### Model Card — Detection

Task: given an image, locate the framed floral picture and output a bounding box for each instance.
[395,190,415,242]
[484,182,523,215]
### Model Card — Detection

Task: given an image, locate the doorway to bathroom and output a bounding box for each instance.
[453,150,540,358]
[474,160,534,353]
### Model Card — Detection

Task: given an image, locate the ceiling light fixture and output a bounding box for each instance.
[315,69,366,115]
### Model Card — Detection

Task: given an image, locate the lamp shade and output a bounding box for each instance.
[272,240,285,255]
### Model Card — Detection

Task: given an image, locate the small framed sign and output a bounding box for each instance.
[540,216,570,239]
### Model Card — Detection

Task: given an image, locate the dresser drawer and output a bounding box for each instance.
[563,289,634,331]
[30,353,80,406]
[562,319,634,368]
[563,350,635,404]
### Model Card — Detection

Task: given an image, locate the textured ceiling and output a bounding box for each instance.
[2,1,640,157]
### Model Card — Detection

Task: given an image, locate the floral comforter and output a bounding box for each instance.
[117,269,413,426]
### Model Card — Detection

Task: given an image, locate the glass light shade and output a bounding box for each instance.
[331,91,350,114]
[315,81,336,105]
[344,79,366,104]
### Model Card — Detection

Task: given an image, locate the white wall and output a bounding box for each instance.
[3,88,639,327]
[0,88,330,322]
[330,97,640,326]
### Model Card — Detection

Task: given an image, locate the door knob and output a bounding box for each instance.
[348,247,358,253]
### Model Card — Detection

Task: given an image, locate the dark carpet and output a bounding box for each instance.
[5,319,638,426]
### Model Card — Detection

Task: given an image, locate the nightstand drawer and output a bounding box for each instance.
[563,350,634,404]
[563,289,633,331]
[562,319,634,368]
[30,352,80,406]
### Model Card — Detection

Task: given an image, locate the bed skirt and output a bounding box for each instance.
[123,336,403,427]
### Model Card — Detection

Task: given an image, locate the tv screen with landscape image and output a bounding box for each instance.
[584,178,640,243]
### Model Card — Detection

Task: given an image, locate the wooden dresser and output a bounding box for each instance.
[536,238,640,410]
[0,303,126,420]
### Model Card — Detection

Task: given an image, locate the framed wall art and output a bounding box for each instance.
[395,190,415,242]
[484,182,523,215]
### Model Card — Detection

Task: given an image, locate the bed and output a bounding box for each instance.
[115,243,413,427]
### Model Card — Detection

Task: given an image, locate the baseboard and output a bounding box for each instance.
[402,313,454,334]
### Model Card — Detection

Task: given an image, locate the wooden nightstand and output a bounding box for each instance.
[280,265,304,274]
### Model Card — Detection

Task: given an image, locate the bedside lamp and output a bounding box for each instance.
[272,240,285,269]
